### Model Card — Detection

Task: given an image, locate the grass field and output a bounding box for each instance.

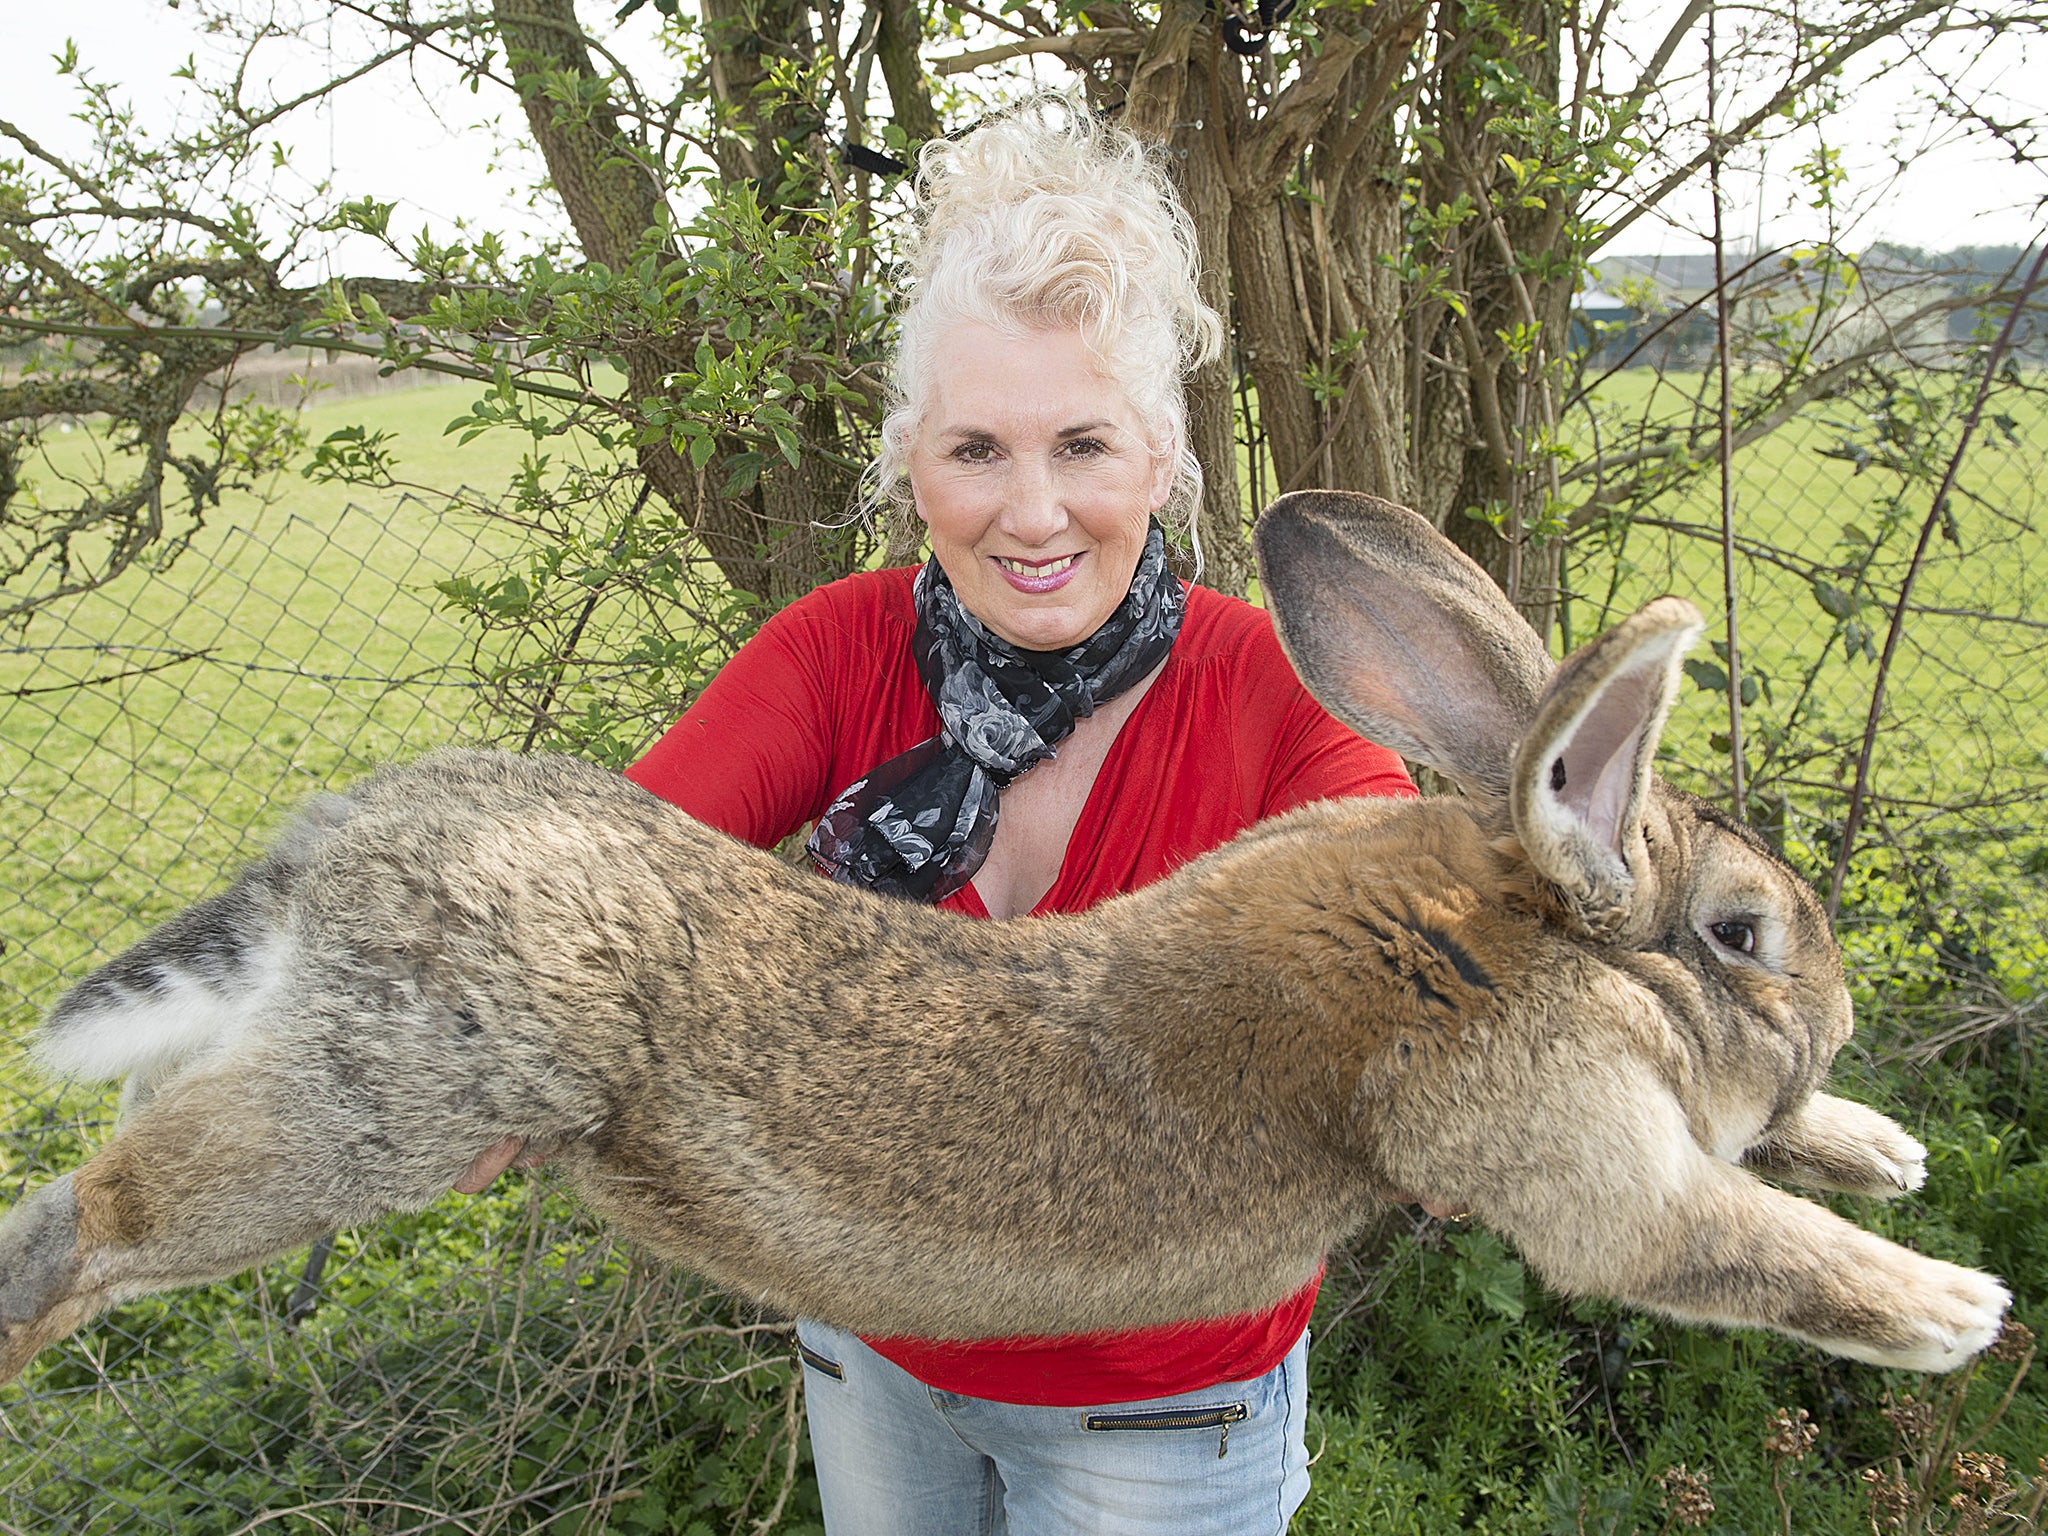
[1564,369,2046,807]
[1559,369,2048,997]
[0,380,581,1032]
[1,372,2044,1533]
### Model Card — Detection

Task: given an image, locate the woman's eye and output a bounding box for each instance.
[952,441,997,463]
[1060,437,1107,458]
[1709,920,1758,955]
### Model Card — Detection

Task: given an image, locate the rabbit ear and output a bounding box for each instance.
[1253,491,1553,804]
[1508,597,1703,930]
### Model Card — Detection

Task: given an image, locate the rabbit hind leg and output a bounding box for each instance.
[0,1064,351,1385]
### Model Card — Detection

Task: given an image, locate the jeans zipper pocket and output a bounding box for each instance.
[796,1340,844,1381]
[1082,1400,1249,1459]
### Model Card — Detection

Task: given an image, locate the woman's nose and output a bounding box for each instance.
[1000,457,1067,545]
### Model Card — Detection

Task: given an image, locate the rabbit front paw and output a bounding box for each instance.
[1804,1097,1928,1196]
[1746,1095,1928,1198]
[1856,1120,1928,1197]
[1838,1260,2010,1374]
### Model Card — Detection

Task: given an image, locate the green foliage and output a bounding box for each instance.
[427,454,787,766]
[304,423,400,487]
[6,1185,821,1534]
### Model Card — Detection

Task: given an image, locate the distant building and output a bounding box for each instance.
[1571,246,2037,371]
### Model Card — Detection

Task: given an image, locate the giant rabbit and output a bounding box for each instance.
[0,491,2009,1386]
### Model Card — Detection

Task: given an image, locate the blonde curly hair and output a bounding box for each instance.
[867,97,1225,559]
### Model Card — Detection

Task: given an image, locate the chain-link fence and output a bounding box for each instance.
[1562,364,2048,1005]
[1,356,2044,1530]
[0,468,812,1533]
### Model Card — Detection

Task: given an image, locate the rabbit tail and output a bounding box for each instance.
[34,793,350,1087]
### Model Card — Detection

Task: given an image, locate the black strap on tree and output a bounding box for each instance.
[841,140,912,177]
[1222,0,1298,54]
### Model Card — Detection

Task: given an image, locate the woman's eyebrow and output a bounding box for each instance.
[934,419,1118,440]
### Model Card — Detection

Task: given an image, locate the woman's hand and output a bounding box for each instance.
[453,1135,549,1194]
[1383,1186,1471,1221]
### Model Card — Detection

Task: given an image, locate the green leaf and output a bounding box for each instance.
[1683,658,1729,694]
[1812,581,1857,619]
[720,451,762,497]
[1450,1229,1526,1321]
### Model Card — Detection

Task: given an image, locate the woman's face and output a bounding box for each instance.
[908,323,1172,652]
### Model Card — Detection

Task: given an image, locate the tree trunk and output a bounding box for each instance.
[492,0,714,589]
[500,0,861,608]
[1303,5,1427,508]
[1125,3,1250,593]
[874,0,941,146]
[1413,0,1572,640]
[698,0,861,604]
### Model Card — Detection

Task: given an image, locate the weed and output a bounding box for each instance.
[1857,1321,2041,1533]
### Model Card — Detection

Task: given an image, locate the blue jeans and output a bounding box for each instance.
[794,1319,1311,1536]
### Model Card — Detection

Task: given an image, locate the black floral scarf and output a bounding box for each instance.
[807,525,1185,902]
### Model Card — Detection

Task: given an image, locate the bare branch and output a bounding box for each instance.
[0,118,251,249]
[1597,0,1958,250]
[0,316,601,407]
[223,40,425,137]
[942,0,1042,42]
[931,29,1141,75]
[1610,0,1713,115]
[0,376,134,422]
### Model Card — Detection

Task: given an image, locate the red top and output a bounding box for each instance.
[628,566,1415,1405]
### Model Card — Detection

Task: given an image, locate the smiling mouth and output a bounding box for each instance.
[995,554,1079,576]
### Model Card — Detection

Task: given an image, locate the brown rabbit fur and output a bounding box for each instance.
[0,491,2007,1386]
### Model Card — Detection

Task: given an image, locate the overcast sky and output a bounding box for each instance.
[7,0,2042,281]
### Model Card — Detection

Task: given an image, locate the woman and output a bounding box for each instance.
[625,103,1414,1534]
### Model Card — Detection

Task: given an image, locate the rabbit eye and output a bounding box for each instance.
[1709,920,1757,955]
